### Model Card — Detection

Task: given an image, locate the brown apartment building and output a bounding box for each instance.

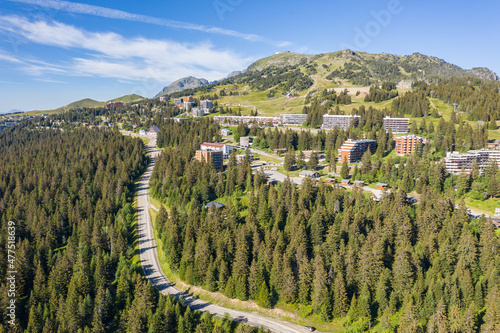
[395,135,425,155]
[195,150,223,171]
[338,139,377,163]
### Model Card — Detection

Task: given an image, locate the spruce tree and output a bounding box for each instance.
[340,158,349,179]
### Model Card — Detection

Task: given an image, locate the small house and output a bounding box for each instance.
[148,126,160,136]
[299,170,320,179]
[273,148,288,154]
[341,179,351,186]
[324,178,338,186]
[267,179,279,186]
[205,201,226,210]
[376,183,389,190]
[220,128,232,136]
[353,180,365,187]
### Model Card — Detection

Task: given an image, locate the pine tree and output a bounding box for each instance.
[311,256,328,313]
[340,158,349,179]
[397,297,422,333]
[482,286,500,333]
[333,272,348,318]
[257,282,271,308]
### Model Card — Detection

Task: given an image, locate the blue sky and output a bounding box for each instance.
[0,0,499,113]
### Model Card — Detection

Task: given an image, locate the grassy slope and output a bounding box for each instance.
[23,94,144,115]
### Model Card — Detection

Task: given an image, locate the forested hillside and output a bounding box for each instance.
[0,127,256,332]
[150,120,500,332]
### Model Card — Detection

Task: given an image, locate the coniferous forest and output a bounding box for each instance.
[0,127,258,332]
[150,120,500,332]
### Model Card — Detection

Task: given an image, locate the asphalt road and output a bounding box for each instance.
[137,137,310,333]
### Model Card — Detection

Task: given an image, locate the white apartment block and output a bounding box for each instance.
[322,115,360,130]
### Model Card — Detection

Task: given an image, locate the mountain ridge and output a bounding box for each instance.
[154,76,210,98]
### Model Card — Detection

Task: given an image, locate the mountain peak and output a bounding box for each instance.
[155,76,209,97]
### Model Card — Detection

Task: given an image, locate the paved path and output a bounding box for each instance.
[250,148,285,161]
[137,139,310,333]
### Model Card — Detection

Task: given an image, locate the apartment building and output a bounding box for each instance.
[281,113,308,125]
[338,139,377,163]
[195,149,223,171]
[214,116,282,126]
[383,117,410,133]
[159,96,169,103]
[105,102,124,109]
[322,115,360,130]
[174,98,183,106]
[200,99,213,110]
[192,108,204,117]
[183,101,194,110]
[395,135,425,155]
[444,150,490,174]
[200,142,233,159]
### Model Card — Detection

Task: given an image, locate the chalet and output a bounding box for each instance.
[267,179,279,185]
[205,201,226,210]
[220,128,232,136]
[324,178,338,185]
[299,170,320,179]
[341,179,351,186]
[148,126,160,136]
[274,148,288,154]
[353,180,365,187]
[376,183,389,190]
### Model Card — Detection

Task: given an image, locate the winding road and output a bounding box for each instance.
[137,137,310,333]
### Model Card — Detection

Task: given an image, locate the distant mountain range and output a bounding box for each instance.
[153,50,499,98]
[25,50,499,114]
[26,94,144,115]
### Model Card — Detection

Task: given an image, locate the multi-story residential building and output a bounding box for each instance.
[200,99,213,110]
[338,139,377,163]
[184,95,194,102]
[214,116,282,126]
[184,101,194,110]
[192,108,204,117]
[322,115,360,130]
[281,113,308,125]
[240,136,253,148]
[159,96,169,103]
[105,102,124,109]
[174,98,183,106]
[383,117,410,133]
[444,150,490,174]
[200,142,233,159]
[395,135,425,155]
[196,149,223,171]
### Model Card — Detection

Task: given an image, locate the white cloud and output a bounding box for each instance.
[33,78,68,84]
[7,0,290,45]
[0,15,254,83]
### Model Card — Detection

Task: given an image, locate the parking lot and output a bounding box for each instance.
[263,170,304,186]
